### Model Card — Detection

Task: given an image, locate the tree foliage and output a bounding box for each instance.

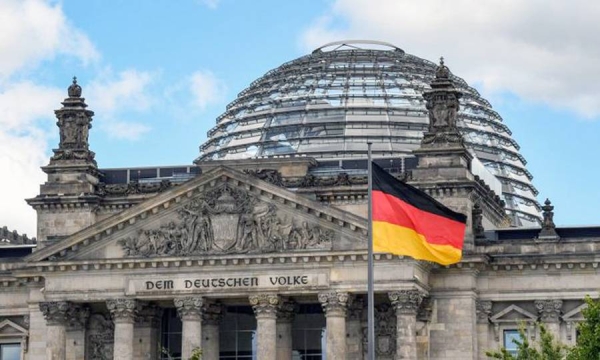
[487,296,600,360]
[567,296,600,360]
[486,323,567,360]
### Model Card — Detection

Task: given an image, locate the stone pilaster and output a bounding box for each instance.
[107,299,137,360]
[276,300,297,360]
[175,297,204,360]
[40,301,69,360]
[134,302,162,360]
[202,302,224,360]
[65,304,90,360]
[389,290,423,360]
[318,291,350,360]
[346,297,364,358]
[249,294,280,360]
[535,299,563,337]
[476,300,492,359]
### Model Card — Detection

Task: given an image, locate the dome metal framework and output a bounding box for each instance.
[196,40,541,226]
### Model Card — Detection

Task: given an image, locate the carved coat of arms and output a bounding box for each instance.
[119,184,334,257]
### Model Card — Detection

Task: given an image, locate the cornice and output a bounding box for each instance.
[25,166,368,263]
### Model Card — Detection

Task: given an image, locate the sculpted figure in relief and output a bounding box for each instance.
[119,184,334,257]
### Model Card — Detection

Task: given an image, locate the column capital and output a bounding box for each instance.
[318,291,350,317]
[476,300,493,324]
[347,297,364,321]
[136,302,163,327]
[175,297,204,321]
[66,304,90,330]
[388,290,424,315]
[249,293,280,319]
[535,299,563,323]
[202,302,225,326]
[107,299,137,324]
[40,301,70,326]
[277,300,298,323]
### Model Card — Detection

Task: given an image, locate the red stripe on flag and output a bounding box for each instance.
[372,190,465,249]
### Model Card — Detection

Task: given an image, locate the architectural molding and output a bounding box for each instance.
[201,301,224,326]
[535,299,563,323]
[249,294,280,319]
[39,301,70,326]
[318,291,350,317]
[174,297,204,321]
[106,299,137,323]
[476,300,492,324]
[389,290,424,315]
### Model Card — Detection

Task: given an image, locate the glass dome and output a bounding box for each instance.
[196,40,541,226]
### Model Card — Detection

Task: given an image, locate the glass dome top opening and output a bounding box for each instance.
[196,41,541,227]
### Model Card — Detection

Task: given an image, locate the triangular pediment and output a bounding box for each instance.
[26,166,367,263]
[490,304,538,323]
[563,303,587,321]
[0,320,28,337]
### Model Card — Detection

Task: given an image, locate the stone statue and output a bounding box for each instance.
[118,184,335,257]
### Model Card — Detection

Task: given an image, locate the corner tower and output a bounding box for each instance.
[27,78,100,249]
[410,59,508,248]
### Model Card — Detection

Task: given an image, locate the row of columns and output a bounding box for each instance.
[39,289,425,360]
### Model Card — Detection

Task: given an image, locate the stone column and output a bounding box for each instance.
[389,290,423,360]
[276,300,297,360]
[318,291,350,360]
[107,299,137,360]
[39,301,69,360]
[535,299,563,338]
[135,302,163,360]
[476,300,493,360]
[202,302,224,360]
[346,298,364,358]
[175,297,204,360]
[65,304,90,360]
[249,294,280,360]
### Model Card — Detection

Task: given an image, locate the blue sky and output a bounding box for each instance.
[1,0,599,235]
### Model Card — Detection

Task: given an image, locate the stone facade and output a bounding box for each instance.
[0,62,599,360]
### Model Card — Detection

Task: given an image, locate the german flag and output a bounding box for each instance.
[371,163,467,265]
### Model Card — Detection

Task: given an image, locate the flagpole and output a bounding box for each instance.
[367,142,375,360]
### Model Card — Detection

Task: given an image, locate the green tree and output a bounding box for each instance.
[567,296,600,360]
[486,323,567,360]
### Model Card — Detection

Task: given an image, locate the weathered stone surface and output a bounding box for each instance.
[250,294,280,360]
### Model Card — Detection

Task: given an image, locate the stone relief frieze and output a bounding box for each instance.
[87,313,114,360]
[362,304,396,359]
[96,179,172,197]
[118,184,334,257]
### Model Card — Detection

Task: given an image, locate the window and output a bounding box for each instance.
[0,343,21,360]
[503,329,522,356]
[292,304,326,360]
[161,309,182,360]
[220,306,257,359]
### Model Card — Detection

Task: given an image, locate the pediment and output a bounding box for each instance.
[490,304,538,323]
[563,303,587,321]
[0,320,28,337]
[26,166,367,263]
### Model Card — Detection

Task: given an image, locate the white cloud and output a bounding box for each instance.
[0,0,98,80]
[108,121,151,141]
[299,0,600,118]
[87,70,153,113]
[0,131,47,237]
[0,83,63,236]
[189,70,227,110]
[86,70,154,140]
[198,0,220,9]
[0,0,100,235]
[0,82,62,131]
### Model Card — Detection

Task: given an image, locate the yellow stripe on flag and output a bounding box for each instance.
[373,221,462,265]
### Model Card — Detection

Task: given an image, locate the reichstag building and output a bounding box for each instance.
[1,40,598,360]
